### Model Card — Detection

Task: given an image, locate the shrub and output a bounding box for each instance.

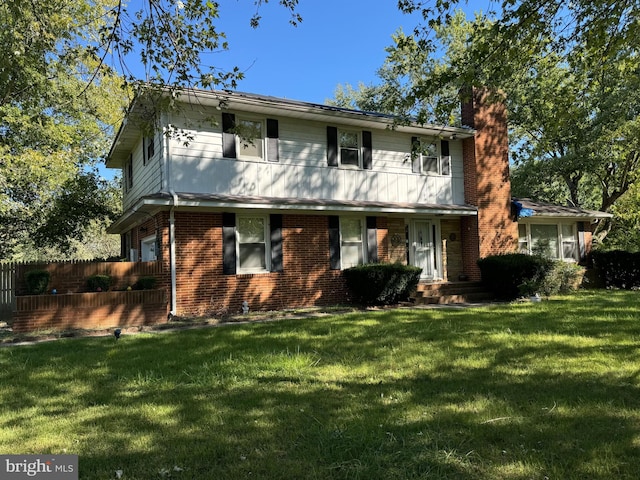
[25,270,51,295]
[87,274,112,292]
[133,276,157,290]
[591,250,640,289]
[520,261,585,297]
[477,254,553,300]
[343,263,422,306]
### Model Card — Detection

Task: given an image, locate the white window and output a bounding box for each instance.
[413,138,448,175]
[143,135,155,165]
[421,141,439,174]
[341,217,365,268]
[141,235,157,261]
[531,224,559,258]
[237,216,269,272]
[236,118,264,160]
[339,130,360,167]
[561,224,578,260]
[518,223,529,253]
[519,222,578,261]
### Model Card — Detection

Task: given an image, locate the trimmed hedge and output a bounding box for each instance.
[87,274,112,292]
[477,254,553,300]
[25,269,51,295]
[478,254,586,299]
[343,263,422,306]
[133,276,157,290]
[592,250,640,289]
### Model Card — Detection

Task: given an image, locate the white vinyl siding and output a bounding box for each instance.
[123,134,163,210]
[166,110,465,206]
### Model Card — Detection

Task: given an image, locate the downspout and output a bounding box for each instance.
[162,112,178,318]
[169,191,178,317]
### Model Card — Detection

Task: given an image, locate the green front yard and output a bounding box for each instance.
[2,291,640,479]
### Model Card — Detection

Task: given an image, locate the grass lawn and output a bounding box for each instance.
[2,290,640,479]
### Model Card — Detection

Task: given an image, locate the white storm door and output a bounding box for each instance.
[413,220,434,279]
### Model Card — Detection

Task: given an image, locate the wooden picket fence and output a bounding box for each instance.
[0,259,165,325]
[0,262,15,323]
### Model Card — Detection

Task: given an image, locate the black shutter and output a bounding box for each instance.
[362,130,372,170]
[411,136,420,173]
[270,214,283,272]
[328,215,340,269]
[222,212,236,274]
[267,118,279,163]
[441,139,451,175]
[327,126,338,167]
[222,113,236,159]
[366,216,378,263]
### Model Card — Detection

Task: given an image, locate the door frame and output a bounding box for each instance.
[408,218,442,280]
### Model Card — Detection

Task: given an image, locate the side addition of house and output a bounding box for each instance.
[106,88,517,316]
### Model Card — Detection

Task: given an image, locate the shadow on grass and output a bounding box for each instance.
[1,291,640,479]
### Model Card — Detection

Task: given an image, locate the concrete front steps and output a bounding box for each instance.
[409,281,494,305]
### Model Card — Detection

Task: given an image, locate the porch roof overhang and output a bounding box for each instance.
[108,192,478,234]
[512,198,613,222]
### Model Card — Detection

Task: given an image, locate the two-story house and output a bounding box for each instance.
[105,87,600,317]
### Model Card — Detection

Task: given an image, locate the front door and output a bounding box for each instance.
[413,220,434,279]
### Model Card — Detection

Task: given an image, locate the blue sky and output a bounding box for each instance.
[209,1,485,105]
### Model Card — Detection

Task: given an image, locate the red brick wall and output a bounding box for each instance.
[168,212,390,317]
[461,88,518,280]
[12,290,169,333]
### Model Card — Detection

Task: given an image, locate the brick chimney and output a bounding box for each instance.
[460,88,517,280]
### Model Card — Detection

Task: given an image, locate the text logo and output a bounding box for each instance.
[0,455,78,479]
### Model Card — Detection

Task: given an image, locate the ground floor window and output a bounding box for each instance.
[340,217,365,268]
[237,215,269,272]
[518,222,578,261]
[141,235,157,261]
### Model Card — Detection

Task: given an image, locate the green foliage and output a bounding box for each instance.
[24,269,51,295]
[592,250,640,289]
[343,263,422,306]
[336,3,639,243]
[519,261,585,297]
[86,274,112,292]
[0,1,128,260]
[478,254,554,300]
[133,276,157,290]
[601,184,640,252]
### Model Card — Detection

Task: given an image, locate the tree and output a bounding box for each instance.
[0,0,129,260]
[333,5,640,240]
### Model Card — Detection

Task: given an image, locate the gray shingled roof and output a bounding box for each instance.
[513,198,613,219]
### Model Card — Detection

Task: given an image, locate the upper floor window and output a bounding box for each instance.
[236,118,264,160]
[411,138,451,176]
[123,154,133,193]
[143,135,155,165]
[327,127,372,170]
[222,113,280,162]
[339,130,360,167]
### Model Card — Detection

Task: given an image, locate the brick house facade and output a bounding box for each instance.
[106,87,599,317]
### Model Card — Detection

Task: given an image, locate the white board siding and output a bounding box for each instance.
[124,135,163,211]
[166,112,466,206]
